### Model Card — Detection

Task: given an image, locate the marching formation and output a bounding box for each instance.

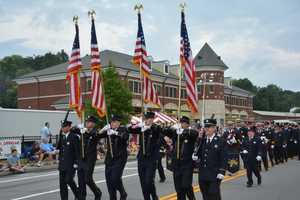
[55,3,300,200]
[57,113,300,200]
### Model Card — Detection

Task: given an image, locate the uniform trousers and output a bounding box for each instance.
[173,163,195,200]
[105,158,127,200]
[138,158,158,200]
[59,169,79,200]
[198,179,221,200]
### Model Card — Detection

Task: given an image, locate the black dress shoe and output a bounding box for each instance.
[120,193,127,200]
[246,182,253,188]
[258,178,262,185]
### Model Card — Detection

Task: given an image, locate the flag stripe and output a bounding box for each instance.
[67,23,83,118]
[90,18,106,117]
[133,12,160,107]
[180,11,198,113]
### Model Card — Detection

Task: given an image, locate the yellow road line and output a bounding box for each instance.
[160,170,246,200]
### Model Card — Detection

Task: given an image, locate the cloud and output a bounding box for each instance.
[0,0,299,91]
[0,8,136,56]
[183,16,300,90]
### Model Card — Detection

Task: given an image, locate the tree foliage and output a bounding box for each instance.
[232,79,300,112]
[232,78,257,93]
[0,50,68,108]
[84,62,133,125]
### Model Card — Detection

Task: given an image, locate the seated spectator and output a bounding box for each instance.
[39,139,58,164]
[7,148,25,173]
[29,142,44,167]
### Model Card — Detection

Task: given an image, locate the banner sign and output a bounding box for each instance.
[0,139,21,159]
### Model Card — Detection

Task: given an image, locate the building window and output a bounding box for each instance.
[128,80,141,94]
[232,97,236,105]
[153,84,162,96]
[86,78,92,91]
[164,63,169,74]
[225,95,229,104]
[208,85,214,94]
[165,86,177,98]
[181,89,187,99]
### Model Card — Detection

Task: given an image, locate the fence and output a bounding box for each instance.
[0,135,59,159]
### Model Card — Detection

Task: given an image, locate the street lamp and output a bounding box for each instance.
[198,72,215,125]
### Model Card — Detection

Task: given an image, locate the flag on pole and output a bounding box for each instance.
[180,11,198,113]
[133,12,161,106]
[67,22,83,118]
[90,18,106,117]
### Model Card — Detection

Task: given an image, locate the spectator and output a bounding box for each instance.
[39,139,58,164]
[7,148,25,173]
[40,122,51,143]
[29,142,44,167]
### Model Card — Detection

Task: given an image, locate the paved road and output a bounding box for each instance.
[0,159,299,200]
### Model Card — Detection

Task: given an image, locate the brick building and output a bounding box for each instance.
[15,43,254,126]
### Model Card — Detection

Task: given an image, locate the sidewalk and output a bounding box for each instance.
[0,155,137,177]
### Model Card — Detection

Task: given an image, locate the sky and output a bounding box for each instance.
[0,0,300,91]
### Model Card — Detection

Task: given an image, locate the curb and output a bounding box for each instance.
[0,155,137,177]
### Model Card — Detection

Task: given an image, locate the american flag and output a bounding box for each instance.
[180,11,198,113]
[133,12,160,106]
[67,22,83,118]
[90,18,106,117]
[133,13,151,76]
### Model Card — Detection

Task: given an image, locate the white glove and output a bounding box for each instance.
[176,128,184,135]
[172,123,181,130]
[77,124,84,129]
[142,125,150,132]
[230,137,237,144]
[217,174,224,180]
[192,153,198,161]
[283,144,287,148]
[271,145,275,149]
[80,126,87,134]
[242,150,248,154]
[136,122,144,128]
[107,129,114,136]
[99,124,111,134]
[294,141,298,144]
[73,164,78,169]
[111,130,118,136]
[256,156,262,161]
[172,123,183,135]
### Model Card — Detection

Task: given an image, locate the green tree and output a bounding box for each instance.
[232,78,257,93]
[0,51,69,108]
[84,62,133,125]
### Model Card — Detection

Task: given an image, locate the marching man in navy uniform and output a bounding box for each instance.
[98,115,129,200]
[257,125,269,171]
[129,111,161,200]
[57,120,81,200]
[240,126,262,187]
[78,116,103,200]
[193,118,228,200]
[163,116,198,200]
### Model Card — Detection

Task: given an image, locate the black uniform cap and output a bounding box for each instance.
[180,116,190,124]
[111,114,122,122]
[86,115,97,123]
[62,120,72,127]
[204,118,217,127]
[144,111,155,119]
